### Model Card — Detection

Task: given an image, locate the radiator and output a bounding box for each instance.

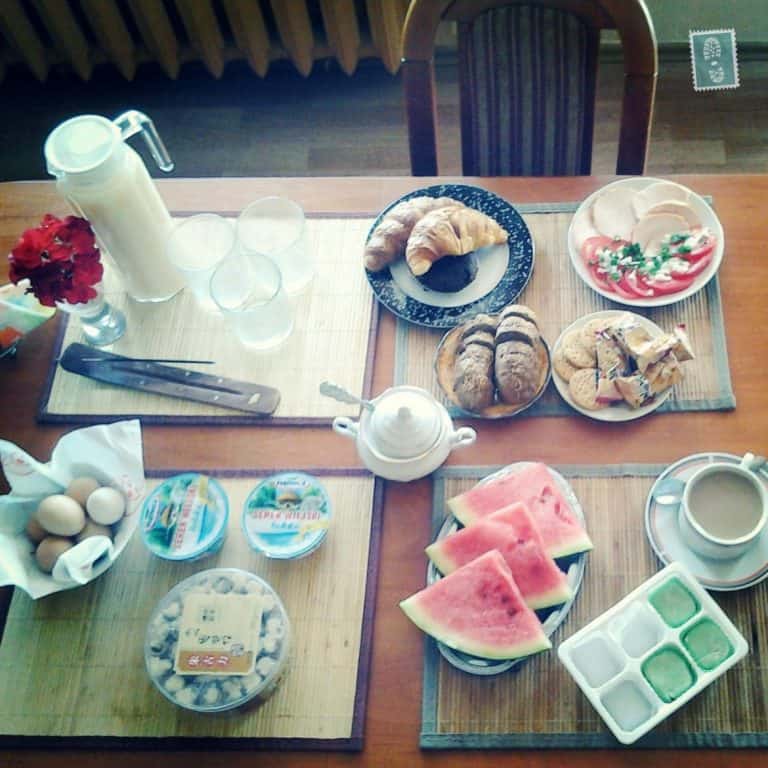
[0,0,410,81]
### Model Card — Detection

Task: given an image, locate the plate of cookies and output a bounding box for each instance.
[364,184,534,328]
[551,310,696,421]
[435,303,551,418]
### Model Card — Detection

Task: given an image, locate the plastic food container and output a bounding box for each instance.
[144,568,291,713]
[140,473,228,561]
[558,561,748,744]
[242,472,331,559]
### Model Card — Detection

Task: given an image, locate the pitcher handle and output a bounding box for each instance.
[332,416,359,439]
[113,110,174,172]
[450,426,477,448]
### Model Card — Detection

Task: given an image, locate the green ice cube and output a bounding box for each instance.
[648,578,699,628]
[642,645,697,703]
[682,618,734,671]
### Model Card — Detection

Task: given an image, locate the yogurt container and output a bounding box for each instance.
[242,472,331,559]
[140,473,228,561]
[144,568,291,713]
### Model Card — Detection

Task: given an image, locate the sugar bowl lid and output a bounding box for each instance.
[367,387,444,459]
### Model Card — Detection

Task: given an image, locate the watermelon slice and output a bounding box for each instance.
[425,502,572,610]
[447,463,593,558]
[400,550,551,660]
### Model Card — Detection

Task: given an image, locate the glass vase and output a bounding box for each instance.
[56,284,126,346]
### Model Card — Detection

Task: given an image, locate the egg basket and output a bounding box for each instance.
[0,420,145,598]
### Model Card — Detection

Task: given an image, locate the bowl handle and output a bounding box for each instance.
[450,426,477,448]
[332,416,359,439]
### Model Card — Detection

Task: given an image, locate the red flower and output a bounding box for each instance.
[7,214,103,306]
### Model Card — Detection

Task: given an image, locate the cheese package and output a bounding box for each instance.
[614,374,654,409]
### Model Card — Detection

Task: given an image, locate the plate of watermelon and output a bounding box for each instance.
[400,462,593,675]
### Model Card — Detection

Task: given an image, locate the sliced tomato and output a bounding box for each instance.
[588,262,614,292]
[610,278,640,300]
[620,270,655,298]
[644,274,696,296]
[669,252,712,279]
[684,230,717,262]
[580,236,614,269]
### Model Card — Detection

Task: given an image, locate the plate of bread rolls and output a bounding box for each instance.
[435,303,551,418]
[365,185,534,328]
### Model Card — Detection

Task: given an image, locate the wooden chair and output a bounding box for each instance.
[401,0,658,176]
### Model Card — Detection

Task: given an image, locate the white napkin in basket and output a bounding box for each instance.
[0,419,145,598]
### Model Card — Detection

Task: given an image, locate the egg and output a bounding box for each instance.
[65,476,101,506]
[25,516,48,544]
[86,486,126,526]
[37,494,86,536]
[35,536,74,573]
[76,520,113,542]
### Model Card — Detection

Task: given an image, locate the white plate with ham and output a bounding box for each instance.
[568,178,724,307]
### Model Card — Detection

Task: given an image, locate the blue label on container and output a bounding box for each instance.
[141,473,229,560]
[242,472,331,559]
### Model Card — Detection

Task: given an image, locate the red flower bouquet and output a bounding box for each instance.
[8,214,103,307]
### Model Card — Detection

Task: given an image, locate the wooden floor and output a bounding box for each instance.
[0,55,765,181]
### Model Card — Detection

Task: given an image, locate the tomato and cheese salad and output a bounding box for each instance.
[571,180,718,301]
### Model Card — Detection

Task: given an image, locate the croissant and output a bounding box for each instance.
[364,196,465,271]
[405,207,508,276]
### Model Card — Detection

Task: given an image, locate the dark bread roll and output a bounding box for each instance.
[453,344,495,412]
[458,330,495,354]
[460,314,498,339]
[494,340,541,404]
[499,304,539,327]
[495,315,540,347]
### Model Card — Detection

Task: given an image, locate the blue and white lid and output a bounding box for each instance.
[242,472,331,559]
[140,473,229,561]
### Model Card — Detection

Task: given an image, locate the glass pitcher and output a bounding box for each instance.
[44,111,185,303]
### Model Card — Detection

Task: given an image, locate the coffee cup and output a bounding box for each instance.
[677,453,768,561]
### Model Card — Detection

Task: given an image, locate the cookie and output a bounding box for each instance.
[553,345,580,382]
[568,367,601,410]
[562,329,596,368]
[579,316,616,356]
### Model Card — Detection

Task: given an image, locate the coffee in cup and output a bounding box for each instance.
[678,453,768,561]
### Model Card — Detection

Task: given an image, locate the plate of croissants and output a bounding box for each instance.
[364,184,534,328]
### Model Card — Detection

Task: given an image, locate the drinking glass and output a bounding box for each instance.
[237,197,314,294]
[166,214,236,310]
[209,251,294,350]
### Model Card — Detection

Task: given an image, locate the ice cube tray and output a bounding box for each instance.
[557,561,748,745]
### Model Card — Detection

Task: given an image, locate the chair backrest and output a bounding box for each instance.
[401,0,658,176]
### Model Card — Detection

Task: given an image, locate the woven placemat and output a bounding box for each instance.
[395,202,735,416]
[39,215,378,425]
[420,465,767,749]
[0,469,382,750]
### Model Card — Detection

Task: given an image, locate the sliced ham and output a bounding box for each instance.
[631,213,688,255]
[591,187,638,241]
[645,200,701,229]
[632,182,690,219]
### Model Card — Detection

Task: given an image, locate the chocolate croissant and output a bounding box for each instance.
[364,196,465,272]
[405,207,508,276]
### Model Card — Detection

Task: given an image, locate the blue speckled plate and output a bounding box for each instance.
[365,184,534,328]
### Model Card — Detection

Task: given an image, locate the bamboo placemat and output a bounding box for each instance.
[0,469,382,750]
[396,202,735,416]
[420,465,767,749]
[39,215,378,425]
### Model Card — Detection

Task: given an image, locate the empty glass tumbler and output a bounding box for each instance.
[237,197,314,294]
[166,214,237,310]
[209,252,294,351]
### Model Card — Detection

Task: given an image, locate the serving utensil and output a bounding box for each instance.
[319,381,375,412]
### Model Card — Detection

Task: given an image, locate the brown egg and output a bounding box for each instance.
[76,520,112,542]
[35,536,74,573]
[36,494,86,537]
[65,476,101,506]
[25,516,48,544]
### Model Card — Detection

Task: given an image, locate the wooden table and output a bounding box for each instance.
[1,175,766,767]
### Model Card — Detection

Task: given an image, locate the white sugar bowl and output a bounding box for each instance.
[332,385,476,482]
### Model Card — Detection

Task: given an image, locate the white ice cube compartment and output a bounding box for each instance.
[568,632,625,688]
[608,601,666,658]
[558,562,749,745]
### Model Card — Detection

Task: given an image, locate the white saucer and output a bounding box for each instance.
[645,452,768,591]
